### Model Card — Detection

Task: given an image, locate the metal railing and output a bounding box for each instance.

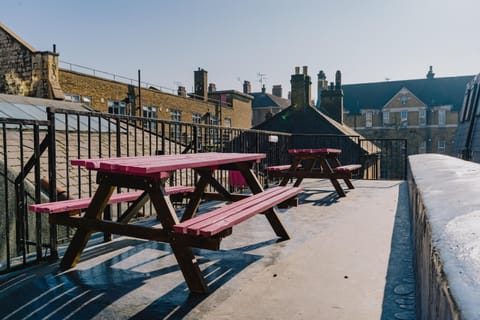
[0,109,407,274]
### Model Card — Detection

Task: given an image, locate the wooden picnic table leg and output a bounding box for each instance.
[279,158,302,186]
[180,170,212,221]
[292,158,315,187]
[60,182,115,270]
[320,158,346,197]
[330,157,355,190]
[148,187,208,293]
[237,163,290,240]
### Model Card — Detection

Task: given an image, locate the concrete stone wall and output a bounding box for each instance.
[408,154,480,319]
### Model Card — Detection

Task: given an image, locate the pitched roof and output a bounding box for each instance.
[254,104,378,154]
[342,75,474,114]
[250,91,290,109]
[0,22,36,53]
[254,104,361,135]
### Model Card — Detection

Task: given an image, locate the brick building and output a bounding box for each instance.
[0,23,252,129]
[334,66,474,156]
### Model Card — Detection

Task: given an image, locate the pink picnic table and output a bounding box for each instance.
[55,152,291,293]
[280,148,360,197]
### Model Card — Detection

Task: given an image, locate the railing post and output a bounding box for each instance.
[46,107,58,259]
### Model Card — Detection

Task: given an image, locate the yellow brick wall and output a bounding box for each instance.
[59,69,252,128]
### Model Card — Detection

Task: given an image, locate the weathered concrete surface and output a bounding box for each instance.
[0,179,415,320]
[409,154,480,320]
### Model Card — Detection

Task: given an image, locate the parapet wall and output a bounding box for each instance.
[408,154,480,320]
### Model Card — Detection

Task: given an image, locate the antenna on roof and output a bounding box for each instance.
[257,72,267,86]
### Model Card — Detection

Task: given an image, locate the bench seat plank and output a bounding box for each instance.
[333,164,362,172]
[29,185,194,214]
[173,186,301,237]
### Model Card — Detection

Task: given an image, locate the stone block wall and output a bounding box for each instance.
[0,27,34,95]
[408,154,480,319]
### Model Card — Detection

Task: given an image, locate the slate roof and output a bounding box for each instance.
[342,75,474,114]
[250,92,290,109]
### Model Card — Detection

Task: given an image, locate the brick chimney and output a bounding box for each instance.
[177,85,187,97]
[272,84,282,98]
[290,66,312,110]
[316,70,328,108]
[208,83,216,93]
[194,68,208,100]
[320,70,344,124]
[243,80,251,94]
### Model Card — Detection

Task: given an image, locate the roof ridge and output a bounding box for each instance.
[0,22,36,52]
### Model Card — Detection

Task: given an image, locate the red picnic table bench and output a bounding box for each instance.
[29,152,301,293]
[266,148,361,197]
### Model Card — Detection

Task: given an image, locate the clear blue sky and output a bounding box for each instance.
[3,0,480,100]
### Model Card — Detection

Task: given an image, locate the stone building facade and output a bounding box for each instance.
[0,23,252,129]
[338,67,474,156]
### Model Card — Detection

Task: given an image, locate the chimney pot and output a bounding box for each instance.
[303,66,308,75]
[243,80,251,94]
[272,85,282,98]
[295,66,300,74]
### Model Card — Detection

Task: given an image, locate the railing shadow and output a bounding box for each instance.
[380,181,416,319]
[0,235,270,320]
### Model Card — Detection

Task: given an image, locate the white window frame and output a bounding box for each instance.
[365,111,373,128]
[400,111,408,122]
[142,105,158,129]
[382,111,389,125]
[108,100,126,115]
[192,112,202,124]
[438,109,446,126]
[438,140,446,153]
[419,110,426,126]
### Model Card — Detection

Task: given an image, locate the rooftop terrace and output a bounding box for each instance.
[0,179,415,320]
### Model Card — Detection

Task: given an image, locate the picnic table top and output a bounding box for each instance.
[71,152,266,175]
[288,148,341,155]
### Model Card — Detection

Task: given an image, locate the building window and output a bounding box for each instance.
[419,110,426,126]
[400,111,408,122]
[65,93,81,103]
[142,105,158,129]
[108,100,126,115]
[82,96,92,106]
[438,140,446,153]
[224,118,232,128]
[438,109,446,126]
[170,109,182,122]
[383,111,389,125]
[365,111,373,128]
[192,112,202,124]
[170,109,182,140]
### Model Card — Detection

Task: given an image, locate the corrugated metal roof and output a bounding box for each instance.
[0,94,117,132]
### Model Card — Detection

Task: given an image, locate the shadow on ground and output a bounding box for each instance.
[381,181,416,320]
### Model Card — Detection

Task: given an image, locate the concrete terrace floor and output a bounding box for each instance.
[0,179,416,320]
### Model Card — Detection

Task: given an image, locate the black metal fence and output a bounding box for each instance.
[0,108,407,274]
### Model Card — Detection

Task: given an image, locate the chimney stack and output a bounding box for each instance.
[243,80,251,94]
[194,68,208,101]
[290,66,312,110]
[320,70,344,124]
[272,85,282,98]
[177,85,187,97]
[316,70,328,108]
[208,83,216,93]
